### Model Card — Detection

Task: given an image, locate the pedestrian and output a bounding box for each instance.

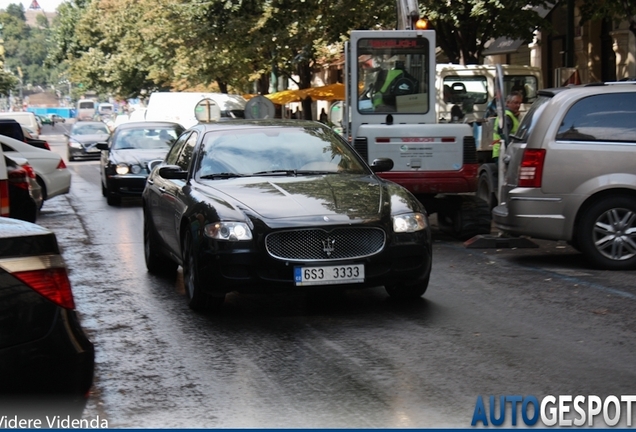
[492,91,522,162]
[319,108,328,123]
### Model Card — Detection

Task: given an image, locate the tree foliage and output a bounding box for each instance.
[579,0,636,39]
[0,3,54,88]
[420,0,552,64]
[44,0,555,98]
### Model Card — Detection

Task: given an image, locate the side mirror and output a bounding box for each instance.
[148,159,163,172]
[96,142,108,150]
[370,158,394,173]
[158,165,188,180]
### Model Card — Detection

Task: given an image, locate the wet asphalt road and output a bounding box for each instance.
[33,127,636,428]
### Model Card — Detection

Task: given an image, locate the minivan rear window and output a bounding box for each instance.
[512,95,551,142]
[556,93,636,142]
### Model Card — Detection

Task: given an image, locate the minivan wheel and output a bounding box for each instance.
[578,196,636,270]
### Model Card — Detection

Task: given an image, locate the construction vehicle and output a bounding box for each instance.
[343,0,491,239]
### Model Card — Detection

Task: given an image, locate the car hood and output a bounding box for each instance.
[70,134,110,146]
[195,174,415,222]
[110,149,168,166]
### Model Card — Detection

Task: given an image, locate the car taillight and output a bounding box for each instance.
[2,255,76,309]
[57,159,67,169]
[43,141,51,150]
[8,166,29,190]
[22,163,36,179]
[0,180,9,216]
[518,149,546,188]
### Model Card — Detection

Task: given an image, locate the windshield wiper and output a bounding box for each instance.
[200,172,246,179]
[253,170,298,176]
[295,170,338,175]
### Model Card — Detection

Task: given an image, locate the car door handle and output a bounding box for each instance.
[159,187,166,193]
[147,179,154,185]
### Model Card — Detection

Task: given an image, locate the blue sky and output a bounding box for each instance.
[0,0,64,12]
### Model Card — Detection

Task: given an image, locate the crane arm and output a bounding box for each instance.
[396,0,420,30]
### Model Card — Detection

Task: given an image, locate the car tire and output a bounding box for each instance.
[106,183,121,206]
[578,196,636,270]
[183,230,224,311]
[143,214,178,275]
[101,181,107,197]
[437,195,491,240]
[385,275,430,300]
[477,169,497,211]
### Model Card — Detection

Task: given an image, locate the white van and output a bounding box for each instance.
[144,92,246,128]
[435,64,543,123]
[76,99,97,121]
[0,112,41,138]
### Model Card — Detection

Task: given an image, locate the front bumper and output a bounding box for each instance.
[195,231,433,295]
[493,189,570,241]
[107,174,148,197]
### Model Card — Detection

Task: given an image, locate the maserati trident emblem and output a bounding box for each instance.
[322,238,336,257]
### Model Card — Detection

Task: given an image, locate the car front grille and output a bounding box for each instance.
[265,227,386,262]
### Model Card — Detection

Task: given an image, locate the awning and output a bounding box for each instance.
[482,38,526,56]
[304,83,345,101]
[265,84,345,105]
[482,2,555,56]
[265,89,308,105]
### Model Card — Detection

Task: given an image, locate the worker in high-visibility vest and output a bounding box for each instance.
[492,92,523,161]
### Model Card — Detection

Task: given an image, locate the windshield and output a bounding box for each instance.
[71,123,110,135]
[356,37,430,115]
[197,126,369,178]
[113,127,181,150]
[513,95,551,142]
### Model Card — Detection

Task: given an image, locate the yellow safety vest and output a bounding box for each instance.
[372,69,404,107]
[492,110,520,159]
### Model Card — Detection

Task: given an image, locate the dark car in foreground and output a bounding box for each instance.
[0,217,94,418]
[97,121,184,206]
[142,119,432,311]
[66,121,111,161]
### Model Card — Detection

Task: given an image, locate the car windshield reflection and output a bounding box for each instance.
[196,126,368,179]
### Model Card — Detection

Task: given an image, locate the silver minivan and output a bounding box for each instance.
[493,83,636,270]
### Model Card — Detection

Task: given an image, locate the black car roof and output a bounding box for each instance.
[193,119,326,132]
[116,121,185,130]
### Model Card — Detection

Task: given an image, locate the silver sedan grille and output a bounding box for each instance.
[265,227,386,262]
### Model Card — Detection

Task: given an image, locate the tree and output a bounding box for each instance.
[419,0,552,64]
[1,3,55,87]
[579,0,636,40]
[0,69,18,96]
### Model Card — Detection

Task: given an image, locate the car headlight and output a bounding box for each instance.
[204,222,253,241]
[68,140,82,149]
[392,212,427,233]
[115,163,130,175]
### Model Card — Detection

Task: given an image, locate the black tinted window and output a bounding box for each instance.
[164,132,191,165]
[175,132,198,171]
[556,93,636,142]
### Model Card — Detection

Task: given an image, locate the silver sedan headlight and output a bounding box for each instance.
[205,222,253,241]
[392,212,427,233]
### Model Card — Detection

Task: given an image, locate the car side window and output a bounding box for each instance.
[164,132,191,165]
[175,132,199,171]
[556,93,636,142]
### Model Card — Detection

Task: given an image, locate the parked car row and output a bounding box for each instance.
[0,113,72,222]
[0,145,94,419]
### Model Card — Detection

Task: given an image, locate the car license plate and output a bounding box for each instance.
[294,264,364,286]
[88,147,100,153]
